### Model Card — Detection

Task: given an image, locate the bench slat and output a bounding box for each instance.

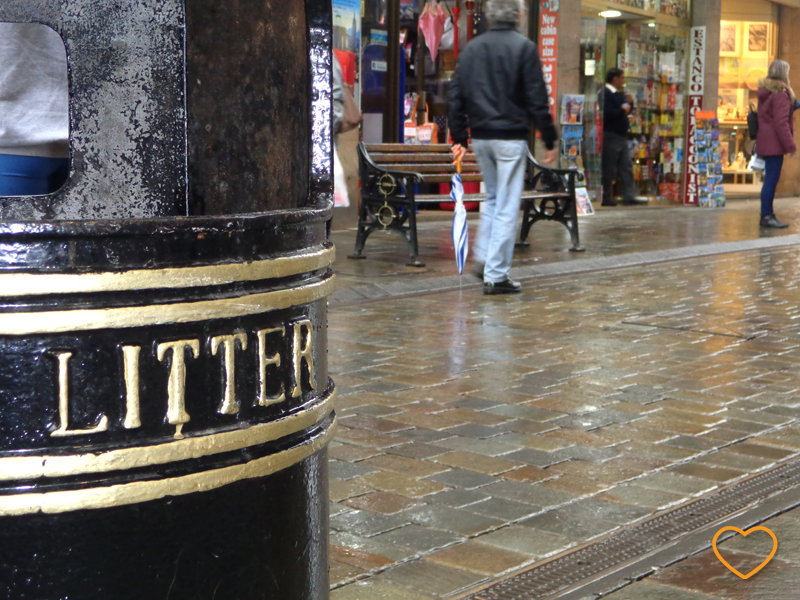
[371,153,477,163]
[415,175,485,183]
[380,164,481,173]
[366,144,454,152]
[415,192,571,202]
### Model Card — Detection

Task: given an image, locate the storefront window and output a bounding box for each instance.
[603,0,689,20]
[579,17,607,200]
[717,21,776,188]
[603,20,689,202]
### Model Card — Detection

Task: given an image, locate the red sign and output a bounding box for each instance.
[683,26,706,205]
[538,1,558,122]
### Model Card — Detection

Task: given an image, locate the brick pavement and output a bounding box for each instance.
[327,244,800,599]
[599,507,800,599]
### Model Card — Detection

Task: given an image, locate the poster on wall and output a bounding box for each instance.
[538,0,558,123]
[683,26,706,205]
[332,0,362,101]
[560,95,584,125]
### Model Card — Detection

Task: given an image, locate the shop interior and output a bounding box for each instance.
[717,20,777,196]
[581,2,691,205]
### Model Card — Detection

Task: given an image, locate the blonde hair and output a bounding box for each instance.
[768,59,796,100]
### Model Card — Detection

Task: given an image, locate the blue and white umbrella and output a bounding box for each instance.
[450,159,468,274]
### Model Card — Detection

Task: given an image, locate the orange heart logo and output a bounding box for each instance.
[712,526,778,579]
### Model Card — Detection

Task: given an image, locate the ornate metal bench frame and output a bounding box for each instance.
[350,142,585,267]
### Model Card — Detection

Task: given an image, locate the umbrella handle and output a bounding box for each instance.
[456,155,462,174]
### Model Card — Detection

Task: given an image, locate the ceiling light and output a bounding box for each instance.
[599,10,622,17]
[648,22,656,27]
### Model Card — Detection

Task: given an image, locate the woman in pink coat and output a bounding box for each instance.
[756,60,796,228]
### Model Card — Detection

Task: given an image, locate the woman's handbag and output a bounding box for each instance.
[747,104,759,139]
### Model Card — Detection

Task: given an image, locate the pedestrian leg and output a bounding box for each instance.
[472,139,498,267]
[760,155,784,216]
[601,136,620,205]
[617,136,637,203]
[484,140,527,283]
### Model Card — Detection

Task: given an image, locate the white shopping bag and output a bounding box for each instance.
[333,147,350,207]
[748,154,765,172]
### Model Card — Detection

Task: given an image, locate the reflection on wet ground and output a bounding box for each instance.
[327,198,800,599]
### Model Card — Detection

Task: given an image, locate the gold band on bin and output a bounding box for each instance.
[0,246,334,297]
[0,275,335,335]
[0,418,337,516]
[0,389,336,481]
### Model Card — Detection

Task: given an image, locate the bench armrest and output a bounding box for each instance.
[358,142,425,183]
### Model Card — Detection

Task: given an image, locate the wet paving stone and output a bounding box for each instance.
[465,496,543,521]
[357,471,449,498]
[370,524,460,553]
[440,423,507,439]
[602,581,718,600]
[331,579,438,600]
[632,472,719,497]
[402,504,503,536]
[329,460,380,481]
[432,436,524,457]
[330,510,411,537]
[499,465,558,483]
[519,509,620,541]
[375,559,487,597]
[426,467,498,490]
[694,451,777,472]
[668,462,748,483]
[430,451,523,475]
[359,454,449,478]
[597,484,689,509]
[424,540,531,576]
[726,441,796,460]
[481,480,578,508]
[343,491,425,515]
[327,236,800,595]
[555,497,651,525]
[477,525,572,558]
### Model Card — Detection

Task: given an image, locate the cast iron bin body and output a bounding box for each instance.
[0,1,335,598]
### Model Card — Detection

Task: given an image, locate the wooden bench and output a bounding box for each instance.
[349,143,584,267]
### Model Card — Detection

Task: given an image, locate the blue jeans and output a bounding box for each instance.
[761,155,784,217]
[0,154,69,196]
[471,139,528,283]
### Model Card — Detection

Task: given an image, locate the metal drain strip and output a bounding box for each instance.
[462,457,800,600]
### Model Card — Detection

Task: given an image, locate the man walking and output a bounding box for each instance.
[601,68,645,206]
[447,0,557,295]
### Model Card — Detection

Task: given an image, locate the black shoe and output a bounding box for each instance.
[601,199,616,206]
[621,198,648,206]
[760,214,788,228]
[471,262,485,280]
[484,278,522,295]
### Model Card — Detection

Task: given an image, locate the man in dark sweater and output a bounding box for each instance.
[602,68,644,206]
[448,0,558,294]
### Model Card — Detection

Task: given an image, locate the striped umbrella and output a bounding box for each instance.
[451,157,468,274]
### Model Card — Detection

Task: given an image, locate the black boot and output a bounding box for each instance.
[760,214,789,228]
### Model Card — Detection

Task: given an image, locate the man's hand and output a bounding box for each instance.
[622,103,632,115]
[451,144,467,165]
[543,148,557,164]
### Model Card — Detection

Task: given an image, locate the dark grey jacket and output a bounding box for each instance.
[447,23,557,149]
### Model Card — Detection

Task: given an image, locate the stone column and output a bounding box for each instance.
[777,6,800,196]
[692,0,721,112]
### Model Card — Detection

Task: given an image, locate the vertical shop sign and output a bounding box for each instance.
[538,1,558,122]
[683,26,706,205]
